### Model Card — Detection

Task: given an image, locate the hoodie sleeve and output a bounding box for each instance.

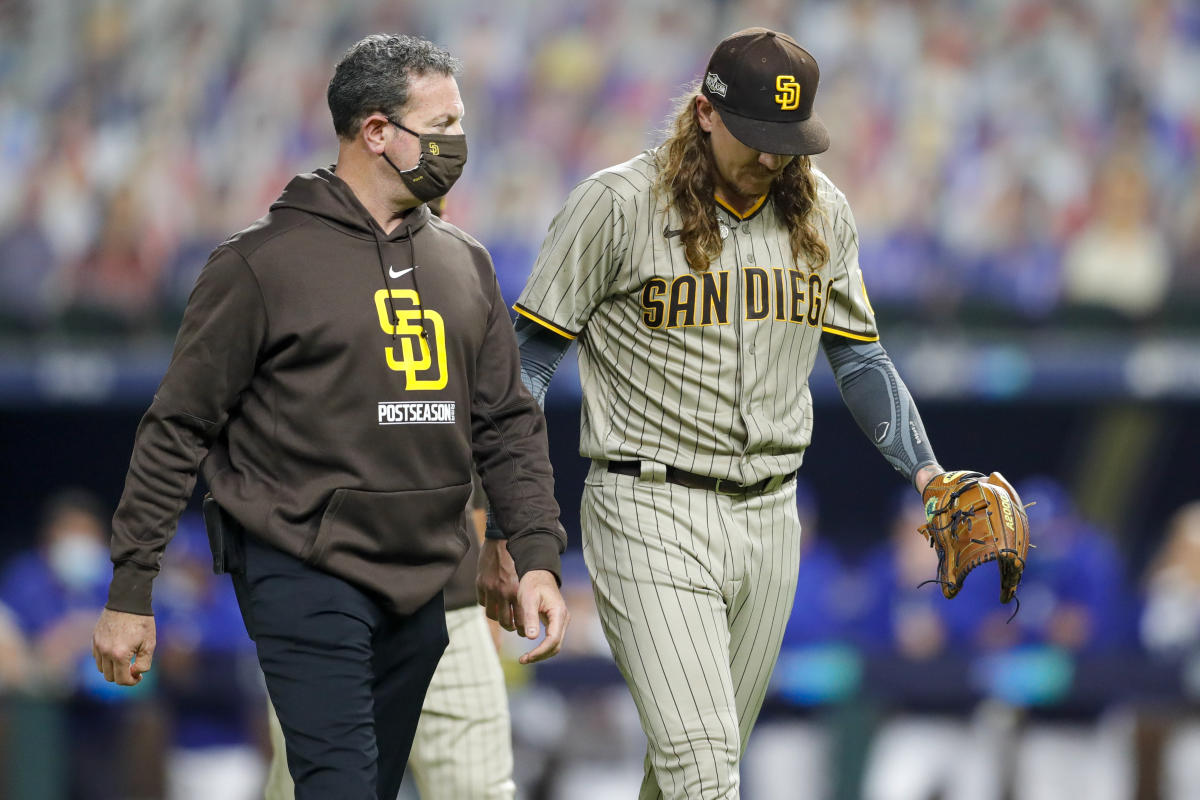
[470,269,566,583]
[107,246,268,615]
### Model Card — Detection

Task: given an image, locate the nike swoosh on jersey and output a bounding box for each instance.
[388,265,417,279]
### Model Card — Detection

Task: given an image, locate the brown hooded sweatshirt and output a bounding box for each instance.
[107,168,564,616]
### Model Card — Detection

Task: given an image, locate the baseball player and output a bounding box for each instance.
[478,28,1008,799]
[263,475,515,800]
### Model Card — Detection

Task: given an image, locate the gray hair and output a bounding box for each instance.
[327,34,462,139]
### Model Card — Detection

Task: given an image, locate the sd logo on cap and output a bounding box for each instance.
[700,28,830,156]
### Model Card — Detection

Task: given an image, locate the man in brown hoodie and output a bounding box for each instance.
[91,34,568,800]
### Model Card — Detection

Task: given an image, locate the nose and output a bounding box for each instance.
[758,152,790,171]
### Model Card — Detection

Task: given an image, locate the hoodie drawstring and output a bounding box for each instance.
[373,226,428,341]
[406,231,428,339]
[373,230,398,342]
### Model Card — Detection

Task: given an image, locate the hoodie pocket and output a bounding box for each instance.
[304,483,473,612]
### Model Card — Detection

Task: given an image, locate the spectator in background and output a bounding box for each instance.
[858,492,997,660]
[935,475,1131,658]
[65,180,166,332]
[859,491,1002,800]
[1063,154,1172,318]
[1168,165,1200,301]
[3,0,1200,331]
[1141,502,1200,800]
[1009,476,1131,654]
[779,481,858,649]
[1143,502,1200,656]
[744,481,855,800]
[0,602,33,691]
[156,514,266,800]
[1010,476,1136,800]
[0,489,156,800]
[0,490,112,690]
[974,179,1063,320]
[0,186,56,332]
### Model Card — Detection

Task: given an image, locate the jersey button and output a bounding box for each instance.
[746,253,755,263]
[741,224,750,234]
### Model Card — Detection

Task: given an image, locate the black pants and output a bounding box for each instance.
[231,534,448,800]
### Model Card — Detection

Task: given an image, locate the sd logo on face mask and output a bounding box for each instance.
[381,118,467,202]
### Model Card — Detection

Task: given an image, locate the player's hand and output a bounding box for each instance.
[92,608,156,686]
[477,539,520,631]
[515,569,569,665]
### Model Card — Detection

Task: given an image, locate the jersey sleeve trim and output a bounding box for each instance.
[821,324,880,342]
[513,304,578,340]
[859,273,876,317]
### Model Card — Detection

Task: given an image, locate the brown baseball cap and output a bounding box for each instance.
[700,27,830,156]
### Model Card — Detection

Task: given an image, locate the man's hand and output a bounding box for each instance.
[515,569,569,665]
[477,539,521,632]
[92,608,156,686]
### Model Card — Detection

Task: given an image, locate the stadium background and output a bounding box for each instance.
[1,0,1199,797]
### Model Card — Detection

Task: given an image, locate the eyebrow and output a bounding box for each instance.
[432,108,465,125]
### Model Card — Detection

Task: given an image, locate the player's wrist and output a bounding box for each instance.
[914,463,944,494]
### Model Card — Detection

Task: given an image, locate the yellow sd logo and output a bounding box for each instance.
[428,141,440,155]
[374,289,448,390]
[775,75,801,111]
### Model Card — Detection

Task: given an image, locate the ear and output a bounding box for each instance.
[361,113,392,156]
[695,94,716,133]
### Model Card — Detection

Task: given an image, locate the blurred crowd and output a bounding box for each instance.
[0,492,265,799]
[1,0,1199,336]
[5,482,1200,799]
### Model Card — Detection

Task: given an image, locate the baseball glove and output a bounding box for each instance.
[918,471,1031,605]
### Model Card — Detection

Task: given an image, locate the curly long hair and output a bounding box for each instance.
[653,85,829,273]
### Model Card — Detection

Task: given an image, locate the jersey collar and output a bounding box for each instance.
[714,192,768,222]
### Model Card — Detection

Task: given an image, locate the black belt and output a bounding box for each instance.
[607,461,796,495]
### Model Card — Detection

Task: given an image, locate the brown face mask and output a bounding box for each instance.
[383,119,468,202]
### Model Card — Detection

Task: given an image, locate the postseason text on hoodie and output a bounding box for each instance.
[107,168,565,616]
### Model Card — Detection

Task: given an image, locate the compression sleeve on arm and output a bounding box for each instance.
[822,332,938,488]
[514,315,573,409]
[484,315,573,540]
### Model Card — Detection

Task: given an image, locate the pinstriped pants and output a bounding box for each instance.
[408,606,515,799]
[581,462,803,800]
[264,605,514,800]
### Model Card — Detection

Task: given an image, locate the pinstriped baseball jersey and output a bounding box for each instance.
[515,150,877,484]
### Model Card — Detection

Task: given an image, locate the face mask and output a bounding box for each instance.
[383,119,467,202]
[48,532,108,592]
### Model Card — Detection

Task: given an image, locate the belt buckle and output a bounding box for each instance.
[713,478,744,495]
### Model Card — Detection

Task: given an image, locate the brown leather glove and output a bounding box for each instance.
[918,471,1031,603]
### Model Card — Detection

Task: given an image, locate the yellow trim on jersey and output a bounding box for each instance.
[713,192,767,220]
[860,274,876,317]
[514,304,577,340]
[821,325,880,343]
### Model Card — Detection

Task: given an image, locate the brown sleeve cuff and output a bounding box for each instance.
[105,561,158,616]
[506,531,563,586]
